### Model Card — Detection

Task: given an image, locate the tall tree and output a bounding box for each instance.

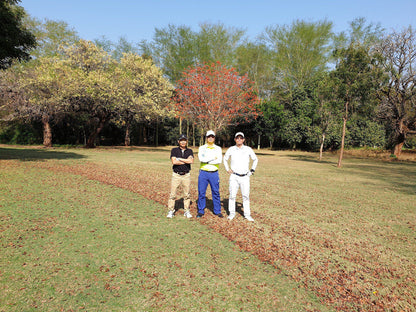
[64,40,119,148]
[116,52,174,146]
[0,0,36,69]
[139,24,197,83]
[196,22,245,66]
[235,42,273,100]
[262,19,333,100]
[313,72,342,160]
[332,44,386,167]
[376,27,416,157]
[24,16,79,58]
[1,56,73,146]
[175,62,259,134]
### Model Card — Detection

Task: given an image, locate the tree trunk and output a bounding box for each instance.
[192,123,196,147]
[257,134,261,150]
[337,117,347,167]
[42,115,53,148]
[155,120,159,147]
[86,119,106,148]
[392,132,405,157]
[338,100,349,168]
[319,132,326,161]
[124,122,131,146]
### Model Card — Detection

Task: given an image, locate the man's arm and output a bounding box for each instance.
[208,146,222,165]
[249,148,258,171]
[198,145,214,163]
[223,149,232,173]
[172,154,194,165]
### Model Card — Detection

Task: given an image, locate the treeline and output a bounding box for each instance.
[1,2,415,156]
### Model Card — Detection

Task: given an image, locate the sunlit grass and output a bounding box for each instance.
[0,157,329,311]
[1,145,415,311]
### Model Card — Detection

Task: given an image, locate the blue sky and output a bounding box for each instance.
[20,0,416,44]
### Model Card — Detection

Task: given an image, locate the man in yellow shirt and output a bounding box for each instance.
[197,130,224,218]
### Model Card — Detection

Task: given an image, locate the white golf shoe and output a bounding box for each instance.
[245,216,254,222]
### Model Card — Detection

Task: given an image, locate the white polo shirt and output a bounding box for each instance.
[223,144,258,175]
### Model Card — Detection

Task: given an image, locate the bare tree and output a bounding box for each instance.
[376,27,416,157]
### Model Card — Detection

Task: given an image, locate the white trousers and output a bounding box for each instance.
[228,174,251,217]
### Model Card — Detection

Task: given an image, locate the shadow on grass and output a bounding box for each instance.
[0,147,86,161]
[288,153,416,195]
[285,154,335,165]
[103,146,170,153]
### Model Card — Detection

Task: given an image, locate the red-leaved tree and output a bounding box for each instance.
[175,62,259,134]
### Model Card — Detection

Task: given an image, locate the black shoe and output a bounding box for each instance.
[216,213,224,218]
[196,213,204,218]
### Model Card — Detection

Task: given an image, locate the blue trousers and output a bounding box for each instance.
[197,170,221,215]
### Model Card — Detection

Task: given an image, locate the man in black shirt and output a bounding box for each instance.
[167,134,194,218]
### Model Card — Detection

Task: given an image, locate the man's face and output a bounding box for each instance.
[179,139,187,148]
[235,135,244,146]
[206,135,215,143]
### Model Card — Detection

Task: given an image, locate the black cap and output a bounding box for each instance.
[178,134,188,140]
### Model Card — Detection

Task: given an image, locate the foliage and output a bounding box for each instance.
[140,24,197,83]
[331,44,386,166]
[262,19,334,100]
[376,26,416,156]
[175,62,259,134]
[1,55,75,146]
[235,42,274,99]
[0,120,42,144]
[23,16,79,58]
[0,0,36,69]
[115,52,174,145]
[140,22,246,83]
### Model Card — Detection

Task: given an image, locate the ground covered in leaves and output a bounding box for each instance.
[2,146,415,311]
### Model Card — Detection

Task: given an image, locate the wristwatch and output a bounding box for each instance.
[250,169,255,175]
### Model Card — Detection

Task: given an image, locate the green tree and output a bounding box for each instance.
[1,56,74,147]
[140,24,197,83]
[63,40,119,148]
[0,0,36,69]
[313,72,342,159]
[262,19,333,101]
[332,44,385,167]
[196,22,245,66]
[256,100,284,149]
[24,16,79,58]
[235,42,273,100]
[116,52,174,146]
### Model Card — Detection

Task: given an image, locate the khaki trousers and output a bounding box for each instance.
[167,172,191,212]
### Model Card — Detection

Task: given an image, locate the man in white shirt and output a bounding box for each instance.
[223,132,258,221]
[197,130,224,218]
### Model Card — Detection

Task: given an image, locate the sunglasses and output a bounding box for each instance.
[235,136,244,140]
[207,135,215,138]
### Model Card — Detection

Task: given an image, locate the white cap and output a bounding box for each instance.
[235,132,245,138]
[206,130,216,137]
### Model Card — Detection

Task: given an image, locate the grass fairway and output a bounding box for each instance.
[1,145,415,311]
[0,153,328,311]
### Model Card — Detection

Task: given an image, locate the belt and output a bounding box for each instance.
[233,172,248,177]
[201,170,218,173]
[175,172,188,175]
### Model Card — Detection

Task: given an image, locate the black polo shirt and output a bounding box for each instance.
[170,147,194,173]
